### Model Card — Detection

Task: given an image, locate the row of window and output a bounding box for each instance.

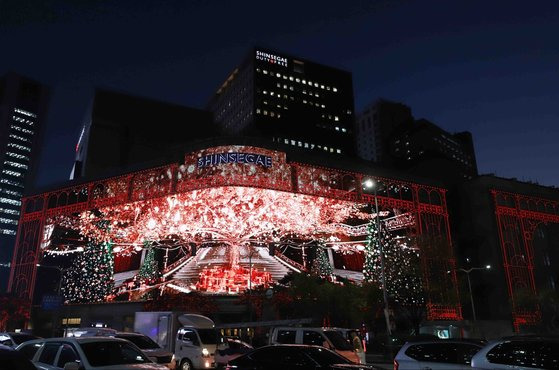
[6,152,29,161]
[7,142,31,152]
[0,229,16,235]
[14,108,37,118]
[256,109,282,119]
[256,68,338,92]
[275,137,342,154]
[0,188,22,197]
[12,115,34,126]
[4,160,28,170]
[9,133,32,144]
[0,217,17,225]
[2,169,23,178]
[0,208,20,216]
[0,178,24,188]
[0,197,21,206]
[11,124,34,135]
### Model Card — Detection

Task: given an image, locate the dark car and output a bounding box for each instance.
[225,344,376,370]
[0,344,37,370]
[0,332,41,348]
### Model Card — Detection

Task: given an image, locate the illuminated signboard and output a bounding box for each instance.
[197,152,273,168]
[255,50,288,67]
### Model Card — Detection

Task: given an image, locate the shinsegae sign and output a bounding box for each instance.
[255,50,288,67]
[197,152,273,168]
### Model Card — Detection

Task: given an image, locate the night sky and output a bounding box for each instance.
[1,0,558,189]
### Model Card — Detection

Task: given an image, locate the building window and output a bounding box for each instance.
[14,108,37,118]
[333,87,338,92]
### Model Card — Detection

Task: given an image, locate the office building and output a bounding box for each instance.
[71,89,216,180]
[357,99,478,183]
[0,72,49,291]
[208,48,355,156]
[356,99,413,162]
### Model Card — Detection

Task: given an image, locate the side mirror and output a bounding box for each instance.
[63,362,81,370]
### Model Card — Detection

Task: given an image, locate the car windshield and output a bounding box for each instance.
[303,346,351,366]
[10,334,39,345]
[198,329,218,345]
[79,341,151,366]
[116,334,160,349]
[324,331,353,351]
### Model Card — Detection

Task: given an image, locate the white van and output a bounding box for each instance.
[174,314,219,370]
[269,327,361,364]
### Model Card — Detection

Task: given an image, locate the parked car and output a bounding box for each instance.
[115,332,175,369]
[16,337,168,369]
[0,344,37,370]
[0,332,41,348]
[394,340,483,369]
[225,344,376,370]
[269,327,361,363]
[62,327,175,368]
[471,336,559,369]
[215,337,253,368]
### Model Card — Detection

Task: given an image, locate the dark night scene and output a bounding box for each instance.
[0,1,558,369]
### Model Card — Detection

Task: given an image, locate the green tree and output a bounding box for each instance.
[138,242,161,282]
[62,241,114,303]
[311,244,333,278]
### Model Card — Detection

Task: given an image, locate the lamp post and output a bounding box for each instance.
[363,179,392,337]
[452,265,491,321]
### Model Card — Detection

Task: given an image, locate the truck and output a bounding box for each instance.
[134,312,218,370]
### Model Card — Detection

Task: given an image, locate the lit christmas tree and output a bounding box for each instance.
[61,241,114,303]
[312,243,333,278]
[363,220,381,283]
[363,219,424,304]
[138,242,161,282]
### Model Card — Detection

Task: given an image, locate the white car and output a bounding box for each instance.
[471,337,559,369]
[115,332,175,369]
[16,337,168,369]
[394,340,483,369]
[0,332,41,348]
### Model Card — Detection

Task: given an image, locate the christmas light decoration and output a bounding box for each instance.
[312,243,333,278]
[61,240,114,303]
[137,242,161,282]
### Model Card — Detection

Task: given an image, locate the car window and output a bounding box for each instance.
[10,334,39,345]
[323,331,353,351]
[250,347,313,366]
[304,346,351,366]
[116,334,160,349]
[0,338,13,346]
[303,331,325,346]
[57,344,80,367]
[405,343,457,363]
[79,341,150,366]
[180,329,200,346]
[456,343,482,365]
[276,330,296,344]
[38,342,61,365]
[487,340,559,369]
[17,342,42,360]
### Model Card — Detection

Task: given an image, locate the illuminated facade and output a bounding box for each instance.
[208,48,355,156]
[0,72,49,291]
[9,144,462,321]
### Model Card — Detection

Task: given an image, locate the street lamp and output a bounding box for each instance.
[363,179,392,337]
[450,264,491,321]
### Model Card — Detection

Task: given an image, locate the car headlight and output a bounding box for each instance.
[202,347,210,357]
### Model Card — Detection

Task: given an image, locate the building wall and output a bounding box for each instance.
[209,48,355,156]
[0,73,49,292]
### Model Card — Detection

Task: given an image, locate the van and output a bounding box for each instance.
[174,314,219,370]
[269,327,361,364]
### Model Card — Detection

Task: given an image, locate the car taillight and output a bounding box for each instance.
[393,359,399,370]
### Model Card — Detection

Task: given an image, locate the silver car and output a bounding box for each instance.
[394,340,483,369]
[0,332,41,348]
[16,337,168,369]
